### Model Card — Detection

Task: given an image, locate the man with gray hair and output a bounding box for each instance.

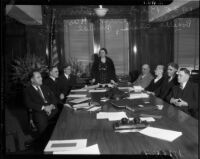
[167,68,198,117]
[146,65,165,92]
[132,64,154,89]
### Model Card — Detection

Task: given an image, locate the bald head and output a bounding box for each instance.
[142,64,150,75]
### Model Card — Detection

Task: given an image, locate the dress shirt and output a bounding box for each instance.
[154,76,162,83]
[64,74,69,79]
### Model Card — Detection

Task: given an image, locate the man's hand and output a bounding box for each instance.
[170,98,188,107]
[59,93,65,100]
[43,106,52,116]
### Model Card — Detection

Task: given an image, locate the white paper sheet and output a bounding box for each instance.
[139,127,182,142]
[69,97,90,104]
[71,88,88,92]
[87,106,101,112]
[53,144,100,154]
[44,139,87,152]
[89,89,107,93]
[133,86,144,92]
[67,94,87,98]
[73,102,90,109]
[96,112,127,121]
[118,87,134,91]
[127,93,149,99]
[115,129,142,133]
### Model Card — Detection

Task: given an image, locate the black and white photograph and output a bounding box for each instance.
[2,0,199,158]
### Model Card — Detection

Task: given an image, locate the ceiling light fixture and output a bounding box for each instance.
[94,5,108,17]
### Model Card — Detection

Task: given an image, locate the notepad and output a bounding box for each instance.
[53,144,100,154]
[96,112,128,121]
[89,89,107,93]
[71,89,88,92]
[67,94,87,98]
[44,139,87,152]
[69,97,90,104]
[127,93,149,99]
[118,87,134,91]
[139,127,182,142]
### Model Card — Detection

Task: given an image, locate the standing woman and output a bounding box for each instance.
[91,48,117,85]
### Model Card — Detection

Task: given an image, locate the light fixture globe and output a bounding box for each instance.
[94,5,108,17]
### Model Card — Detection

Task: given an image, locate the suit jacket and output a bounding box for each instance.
[145,76,164,92]
[57,74,77,96]
[166,81,198,113]
[43,77,61,103]
[155,75,179,100]
[133,72,154,89]
[91,57,117,84]
[24,84,57,112]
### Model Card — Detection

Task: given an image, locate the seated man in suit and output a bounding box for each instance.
[146,65,165,93]
[57,65,77,98]
[155,62,179,101]
[43,66,65,108]
[167,68,198,116]
[132,64,154,89]
[24,69,58,134]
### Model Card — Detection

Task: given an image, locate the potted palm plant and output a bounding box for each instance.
[11,53,48,88]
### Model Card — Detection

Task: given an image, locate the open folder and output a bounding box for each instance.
[53,144,100,154]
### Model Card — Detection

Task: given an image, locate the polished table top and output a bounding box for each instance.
[46,87,198,158]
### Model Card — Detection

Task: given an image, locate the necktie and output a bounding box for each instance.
[36,86,47,103]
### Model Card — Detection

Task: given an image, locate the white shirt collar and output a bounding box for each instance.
[154,75,162,83]
[64,73,69,79]
[32,85,39,90]
[50,76,56,81]
[181,81,187,89]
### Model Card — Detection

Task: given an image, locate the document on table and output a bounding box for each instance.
[139,127,182,142]
[44,139,87,152]
[53,144,100,154]
[96,112,128,121]
[89,89,107,93]
[87,106,101,112]
[127,93,149,99]
[69,97,90,104]
[71,88,88,92]
[73,102,90,109]
[133,86,144,92]
[118,87,134,91]
[67,94,87,98]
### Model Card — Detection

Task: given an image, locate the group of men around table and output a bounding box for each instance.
[24,62,198,140]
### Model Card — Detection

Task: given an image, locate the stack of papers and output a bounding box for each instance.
[53,144,100,154]
[118,87,134,91]
[89,89,107,93]
[69,97,90,104]
[127,93,149,99]
[73,102,90,109]
[139,127,182,142]
[71,88,88,92]
[44,139,87,153]
[133,86,144,92]
[67,94,87,98]
[96,112,128,121]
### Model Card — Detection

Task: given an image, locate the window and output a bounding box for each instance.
[64,19,94,74]
[100,19,129,75]
[174,18,199,70]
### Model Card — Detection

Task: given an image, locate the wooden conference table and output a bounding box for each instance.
[45,86,198,158]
